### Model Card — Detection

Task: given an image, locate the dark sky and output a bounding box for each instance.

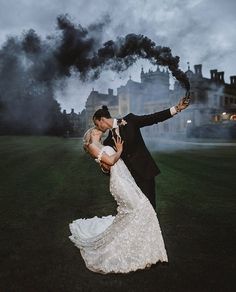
[0,0,235,112]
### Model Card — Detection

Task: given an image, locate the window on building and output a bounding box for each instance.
[214,94,218,107]
[194,92,198,103]
[220,96,224,106]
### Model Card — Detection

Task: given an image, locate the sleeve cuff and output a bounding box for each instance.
[170,106,177,116]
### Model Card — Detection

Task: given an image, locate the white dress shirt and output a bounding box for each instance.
[170,106,177,115]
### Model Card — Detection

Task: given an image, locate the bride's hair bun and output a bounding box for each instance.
[102,105,109,111]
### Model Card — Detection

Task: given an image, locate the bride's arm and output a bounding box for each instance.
[88,137,124,166]
[100,162,111,172]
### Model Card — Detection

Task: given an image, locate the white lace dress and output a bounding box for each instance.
[68,145,168,274]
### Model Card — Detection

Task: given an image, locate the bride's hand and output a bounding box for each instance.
[100,162,111,172]
[112,136,124,152]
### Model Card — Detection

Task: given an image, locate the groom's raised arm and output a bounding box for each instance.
[129,96,190,128]
[130,106,177,128]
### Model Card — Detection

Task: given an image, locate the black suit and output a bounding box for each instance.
[103,108,174,211]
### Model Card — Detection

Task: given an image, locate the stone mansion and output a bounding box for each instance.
[62,63,236,138]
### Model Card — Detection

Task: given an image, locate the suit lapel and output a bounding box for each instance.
[119,124,127,143]
[119,125,123,139]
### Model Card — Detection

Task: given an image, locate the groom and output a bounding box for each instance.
[93,97,189,212]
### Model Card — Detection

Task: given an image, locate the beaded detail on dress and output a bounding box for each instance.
[68,145,168,274]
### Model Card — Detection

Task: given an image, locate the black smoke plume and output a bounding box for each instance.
[55,15,190,93]
[0,14,190,135]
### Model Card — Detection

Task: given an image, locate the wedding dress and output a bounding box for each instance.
[68,144,168,274]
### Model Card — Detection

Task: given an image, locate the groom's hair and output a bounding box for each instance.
[93,105,111,120]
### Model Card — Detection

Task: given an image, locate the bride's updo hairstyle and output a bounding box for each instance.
[83,126,103,153]
[93,105,111,121]
[83,127,95,153]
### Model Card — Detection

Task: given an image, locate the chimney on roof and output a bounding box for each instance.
[210,69,218,80]
[216,71,225,83]
[230,76,236,86]
[71,108,74,114]
[194,64,202,77]
[63,109,66,114]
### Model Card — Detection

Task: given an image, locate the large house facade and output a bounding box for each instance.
[64,63,236,138]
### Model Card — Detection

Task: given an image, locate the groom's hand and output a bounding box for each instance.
[175,96,190,112]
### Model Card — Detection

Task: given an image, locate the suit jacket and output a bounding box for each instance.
[103,108,173,180]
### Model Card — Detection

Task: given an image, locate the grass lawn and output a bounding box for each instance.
[0,136,235,292]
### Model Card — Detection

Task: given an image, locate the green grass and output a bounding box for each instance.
[0,136,235,292]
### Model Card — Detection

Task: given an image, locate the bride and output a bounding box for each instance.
[68,127,168,274]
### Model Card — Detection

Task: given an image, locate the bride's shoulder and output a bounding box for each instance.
[102,145,114,150]
[102,145,113,150]
[101,145,116,155]
[88,143,115,156]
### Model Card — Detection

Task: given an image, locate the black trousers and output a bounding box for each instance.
[133,175,157,211]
